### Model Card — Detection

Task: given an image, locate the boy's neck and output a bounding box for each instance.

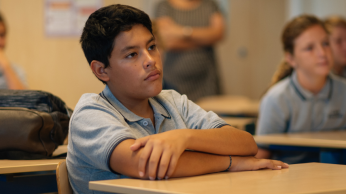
[296,71,327,95]
[109,86,155,124]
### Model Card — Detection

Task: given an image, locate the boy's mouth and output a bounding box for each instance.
[145,69,160,81]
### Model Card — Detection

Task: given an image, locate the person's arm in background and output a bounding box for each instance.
[255,93,289,159]
[155,12,225,50]
[0,49,25,89]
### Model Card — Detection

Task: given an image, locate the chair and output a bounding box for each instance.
[56,160,73,194]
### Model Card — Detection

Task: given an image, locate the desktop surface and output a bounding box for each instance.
[254,130,346,149]
[89,163,346,194]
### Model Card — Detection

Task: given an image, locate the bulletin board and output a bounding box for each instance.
[45,0,102,36]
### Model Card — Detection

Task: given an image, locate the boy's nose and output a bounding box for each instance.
[143,51,155,68]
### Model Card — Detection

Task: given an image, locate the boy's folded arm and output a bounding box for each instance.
[109,139,230,180]
[185,125,258,156]
[109,139,287,180]
[109,126,258,179]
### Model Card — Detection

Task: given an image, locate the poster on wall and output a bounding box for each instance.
[45,0,102,37]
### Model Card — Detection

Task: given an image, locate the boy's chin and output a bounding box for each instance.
[151,86,163,97]
[144,84,163,98]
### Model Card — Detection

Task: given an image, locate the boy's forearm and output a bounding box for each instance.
[185,126,258,156]
[110,139,229,179]
[170,151,229,178]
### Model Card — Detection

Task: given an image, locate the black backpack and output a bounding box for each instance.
[0,90,71,159]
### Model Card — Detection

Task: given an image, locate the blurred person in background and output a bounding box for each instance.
[0,12,26,89]
[154,0,225,101]
[256,15,346,164]
[324,16,346,78]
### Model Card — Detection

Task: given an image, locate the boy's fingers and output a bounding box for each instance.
[130,137,149,151]
[264,160,288,170]
[157,151,172,180]
[165,154,179,179]
[147,147,163,180]
[130,142,141,151]
[282,162,289,168]
[273,160,289,168]
[138,144,153,178]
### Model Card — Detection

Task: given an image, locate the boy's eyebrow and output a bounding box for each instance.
[120,36,156,53]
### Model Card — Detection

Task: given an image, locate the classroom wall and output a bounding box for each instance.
[0,0,103,109]
[0,0,145,109]
[0,0,342,108]
[217,0,286,99]
[287,0,346,19]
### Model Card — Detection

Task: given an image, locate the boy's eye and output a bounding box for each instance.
[148,44,156,51]
[126,52,137,59]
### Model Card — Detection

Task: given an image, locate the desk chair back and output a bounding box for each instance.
[56,160,73,194]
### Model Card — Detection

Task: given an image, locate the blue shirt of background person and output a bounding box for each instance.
[66,4,288,194]
[256,15,346,164]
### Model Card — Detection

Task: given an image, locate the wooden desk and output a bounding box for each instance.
[196,95,259,117]
[0,145,67,174]
[0,145,67,194]
[254,131,346,149]
[0,159,65,174]
[89,163,346,194]
[254,131,346,164]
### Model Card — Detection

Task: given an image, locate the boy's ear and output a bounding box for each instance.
[90,60,110,82]
[284,52,296,68]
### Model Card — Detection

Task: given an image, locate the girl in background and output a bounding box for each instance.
[256,15,346,164]
[324,16,346,78]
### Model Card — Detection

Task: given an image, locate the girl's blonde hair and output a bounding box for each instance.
[270,15,327,87]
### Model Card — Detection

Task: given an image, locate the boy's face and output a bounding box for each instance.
[105,24,163,100]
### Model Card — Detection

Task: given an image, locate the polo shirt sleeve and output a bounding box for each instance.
[256,94,290,136]
[69,98,135,172]
[170,90,227,129]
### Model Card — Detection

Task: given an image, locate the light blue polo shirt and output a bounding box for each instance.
[256,71,346,164]
[67,86,227,194]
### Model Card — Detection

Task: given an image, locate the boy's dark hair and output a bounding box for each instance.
[80,4,153,84]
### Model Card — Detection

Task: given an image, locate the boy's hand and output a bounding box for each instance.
[130,129,191,180]
[229,156,289,172]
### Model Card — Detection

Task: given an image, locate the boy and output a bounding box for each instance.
[67,4,288,194]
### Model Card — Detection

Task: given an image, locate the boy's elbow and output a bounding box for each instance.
[245,132,258,156]
[250,143,259,156]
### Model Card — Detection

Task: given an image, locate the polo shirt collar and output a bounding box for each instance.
[101,86,170,122]
[149,97,171,119]
[290,71,333,101]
